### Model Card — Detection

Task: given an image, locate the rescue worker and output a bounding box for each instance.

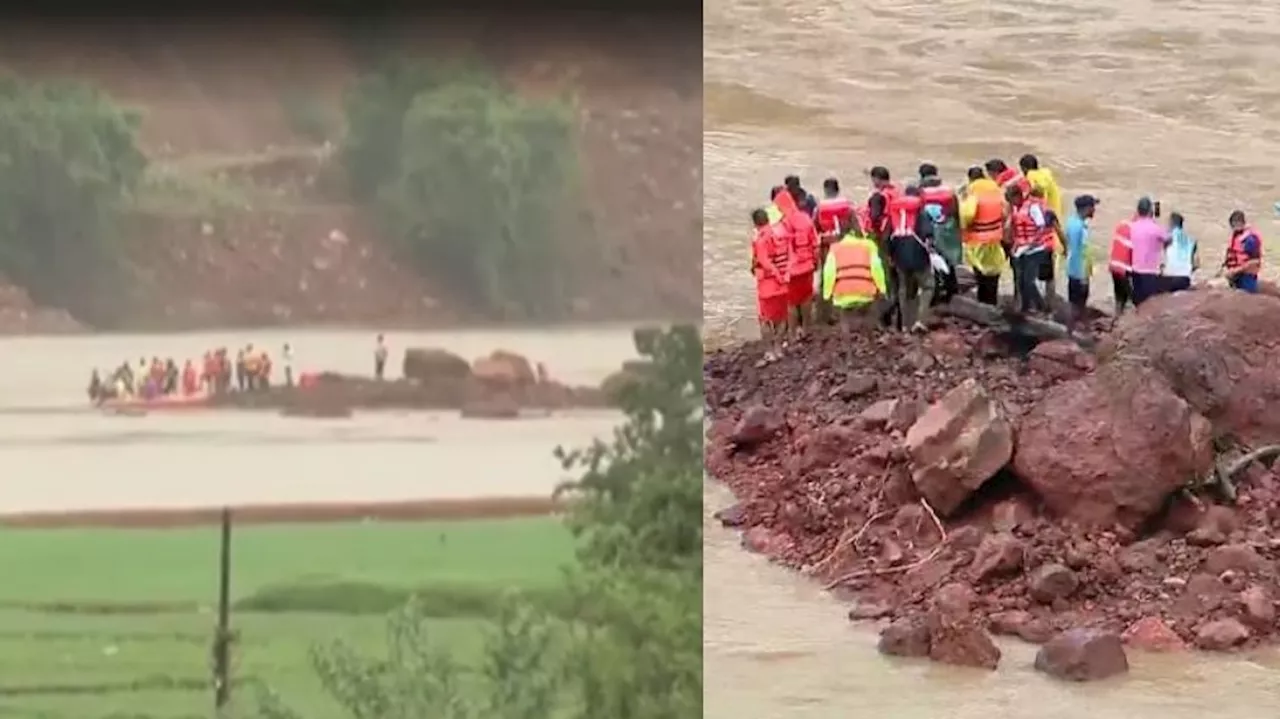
[374,334,389,380]
[886,185,936,332]
[1030,186,1063,309]
[1022,156,1065,306]
[866,166,900,327]
[986,158,1030,196]
[778,186,820,332]
[751,208,792,358]
[784,175,818,218]
[959,166,1007,306]
[235,348,247,392]
[1005,183,1053,314]
[1127,197,1168,306]
[87,369,103,403]
[282,343,295,387]
[1223,210,1262,293]
[814,177,857,324]
[1109,216,1135,316]
[918,163,961,303]
[821,226,888,336]
[181,360,199,396]
[243,345,261,391]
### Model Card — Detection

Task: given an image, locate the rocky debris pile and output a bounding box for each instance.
[220,346,637,416]
[0,280,82,334]
[706,291,1280,675]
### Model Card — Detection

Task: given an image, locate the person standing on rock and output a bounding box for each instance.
[918,163,962,304]
[886,185,936,333]
[784,175,818,219]
[1108,217,1135,317]
[1005,183,1052,315]
[374,335,389,380]
[814,178,856,325]
[751,208,792,359]
[960,166,1008,306]
[1126,197,1169,306]
[821,224,888,333]
[1064,195,1100,333]
[867,166,901,328]
[777,186,820,334]
[1222,210,1262,293]
[1161,212,1197,293]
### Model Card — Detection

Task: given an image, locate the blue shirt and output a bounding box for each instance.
[1064,213,1091,280]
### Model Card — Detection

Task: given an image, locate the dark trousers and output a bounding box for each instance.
[1013,251,1049,313]
[1164,275,1192,293]
[974,272,1000,306]
[1131,272,1162,306]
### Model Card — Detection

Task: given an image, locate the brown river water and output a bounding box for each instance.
[0,327,633,512]
[704,0,1280,713]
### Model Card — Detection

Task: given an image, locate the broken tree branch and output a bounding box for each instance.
[1207,444,1280,502]
[823,498,948,590]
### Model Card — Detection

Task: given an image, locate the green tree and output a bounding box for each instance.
[0,76,145,312]
[341,61,578,320]
[253,325,702,719]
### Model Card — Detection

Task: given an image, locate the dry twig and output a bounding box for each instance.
[823,497,948,590]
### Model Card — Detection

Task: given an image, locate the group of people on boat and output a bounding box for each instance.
[749,155,1261,355]
[88,343,293,404]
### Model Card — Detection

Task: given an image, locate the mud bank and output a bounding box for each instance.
[705,290,1280,674]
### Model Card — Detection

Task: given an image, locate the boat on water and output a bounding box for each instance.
[95,393,214,413]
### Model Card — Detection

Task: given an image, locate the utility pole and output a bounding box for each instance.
[213,507,233,715]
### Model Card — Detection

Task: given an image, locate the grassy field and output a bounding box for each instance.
[0,516,575,719]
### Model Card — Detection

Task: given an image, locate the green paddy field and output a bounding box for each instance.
[0,517,575,719]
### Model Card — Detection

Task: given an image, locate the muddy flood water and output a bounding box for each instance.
[0,327,632,513]
[704,0,1280,713]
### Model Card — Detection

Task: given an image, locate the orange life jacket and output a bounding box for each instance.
[1109,221,1133,275]
[752,226,790,298]
[964,190,1005,247]
[1011,200,1052,251]
[815,196,854,236]
[888,193,924,238]
[829,241,879,300]
[1225,226,1262,271]
[918,184,956,219]
[854,205,874,236]
[869,184,899,234]
[995,167,1031,196]
[775,190,818,274]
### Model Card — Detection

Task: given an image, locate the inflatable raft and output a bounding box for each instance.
[96,393,214,412]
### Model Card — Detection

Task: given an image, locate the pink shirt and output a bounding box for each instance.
[1128,217,1167,274]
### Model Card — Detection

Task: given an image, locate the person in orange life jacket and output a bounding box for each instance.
[985,158,1031,197]
[1004,183,1053,315]
[1223,209,1262,293]
[1029,186,1064,310]
[750,208,792,357]
[1109,217,1136,316]
[777,187,820,330]
[785,174,819,219]
[866,166,900,244]
[814,178,857,325]
[918,163,961,304]
[960,165,1007,307]
[886,185,937,333]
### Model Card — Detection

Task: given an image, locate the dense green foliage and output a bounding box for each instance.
[0,76,145,311]
[341,59,578,320]
[257,325,704,719]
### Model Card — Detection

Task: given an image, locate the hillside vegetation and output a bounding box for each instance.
[0,20,700,331]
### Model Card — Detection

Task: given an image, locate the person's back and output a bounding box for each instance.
[1127,216,1166,275]
[1163,215,1196,282]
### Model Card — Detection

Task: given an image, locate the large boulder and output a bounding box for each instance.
[403,348,471,384]
[1103,290,1280,445]
[472,350,537,387]
[904,379,1014,516]
[1013,362,1214,529]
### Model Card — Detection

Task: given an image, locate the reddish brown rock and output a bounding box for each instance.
[990,496,1036,532]
[1028,563,1079,604]
[472,350,537,387]
[1034,629,1130,681]
[1239,586,1276,629]
[933,581,977,621]
[848,600,894,620]
[742,526,792,556]
[402,347,471,383]
[1028,339,1097,382]
[1106,290,1280,446]
[878,617,932,658]
[1195,618,1251,650]
[1012,363,1214,529]
[1204,543,1267,575]
[1122,616,1188,652]
[714,504,746,528]
[928,618,1001,670]
[857,399,898,430]
[904,380,1014,516]
[988,610,1053,643]
[970,533,1025,582]
[730,405,783,448]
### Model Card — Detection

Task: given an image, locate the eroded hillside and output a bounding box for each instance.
[0,17,700,331]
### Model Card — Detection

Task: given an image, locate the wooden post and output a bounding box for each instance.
[213,507,233,713]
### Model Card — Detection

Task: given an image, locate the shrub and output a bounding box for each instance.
[341,60,578,320]
[0,76,145,311]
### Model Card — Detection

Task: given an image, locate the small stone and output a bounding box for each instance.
[848,601,894,621]
[1204,543,1267,575]
[1034,628,1129,681]
[878,618,931,657]
[1240,585,1276,629]
[970,533,1025,582]
[1028,563,1079,604]
[1194,618,1251,651]
[1121,616,1187,652]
